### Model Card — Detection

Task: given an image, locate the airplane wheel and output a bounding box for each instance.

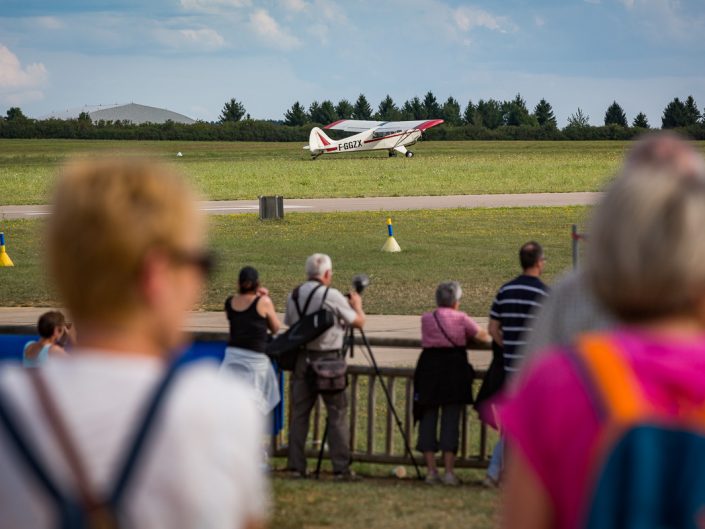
[405,151,414,158]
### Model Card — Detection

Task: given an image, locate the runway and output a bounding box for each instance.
[0,192,600,220]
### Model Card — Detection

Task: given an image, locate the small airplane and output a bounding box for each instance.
[304,119,444,159]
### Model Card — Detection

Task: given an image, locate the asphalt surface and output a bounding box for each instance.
[0,192,600,220]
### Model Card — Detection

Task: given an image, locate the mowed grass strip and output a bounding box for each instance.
[0,207,588,315]
[0,139,646,205]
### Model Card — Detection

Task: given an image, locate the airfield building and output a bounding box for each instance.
[42,103,196,124]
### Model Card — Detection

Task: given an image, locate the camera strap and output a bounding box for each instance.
[293,283,329,319]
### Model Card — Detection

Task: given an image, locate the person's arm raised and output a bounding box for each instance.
[259,296,281,334]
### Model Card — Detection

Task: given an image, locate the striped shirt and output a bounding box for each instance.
[490,275,549,373]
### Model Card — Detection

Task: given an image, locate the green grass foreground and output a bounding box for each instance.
[271,472,499,529]
[0,138,641,205]
[0,207,587,315]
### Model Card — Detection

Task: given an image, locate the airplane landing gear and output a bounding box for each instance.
[405,151,414,158]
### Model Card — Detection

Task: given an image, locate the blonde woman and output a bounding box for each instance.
[500,135,705,529]
[0,160,267,529]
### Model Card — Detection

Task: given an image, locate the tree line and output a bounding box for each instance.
[3,93,705,141]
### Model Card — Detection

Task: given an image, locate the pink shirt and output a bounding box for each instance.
[498,328,705,529]
[421,307,479,348]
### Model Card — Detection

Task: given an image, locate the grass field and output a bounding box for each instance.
[0,206,588,314]
[271,472,499,529]
[0,139,643,205]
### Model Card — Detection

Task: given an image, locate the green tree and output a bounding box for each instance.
[353,94,373,120]
[376,95,401,121]
[401,97,426,120]
[533,99,557,128]
[684,95,701,126]
[77,111,92,124]
[423,91,441,118]
[632,112,649,129]
[5,107,27,121]
[308,101,322,123]
[310,100,337,124]
[662,98,688,128]
[503,94,536,126]
[440,96,462,125]
[604,101,628,127]
[284,101,308,126]
[335,99,354,120]
[219,98,246,123]
[566,108,590,128]
[476,99,504,129]
[463,100,477,125]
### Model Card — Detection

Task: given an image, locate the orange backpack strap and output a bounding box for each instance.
[573,333,648,424]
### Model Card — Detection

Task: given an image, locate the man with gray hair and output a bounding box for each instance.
[284,253,365,479]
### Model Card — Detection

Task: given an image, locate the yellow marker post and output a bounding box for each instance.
[381,217,401,253]
[0,232,14,267]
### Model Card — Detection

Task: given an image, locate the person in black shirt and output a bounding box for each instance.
[220,266,282,415]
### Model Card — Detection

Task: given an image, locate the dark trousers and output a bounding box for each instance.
[287,351,350,474]
[416,403,462,453]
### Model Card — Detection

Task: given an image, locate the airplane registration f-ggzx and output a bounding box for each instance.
[304,119,444,159]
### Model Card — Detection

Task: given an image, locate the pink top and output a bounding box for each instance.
[421,307,479,348]
[498,328,705,529]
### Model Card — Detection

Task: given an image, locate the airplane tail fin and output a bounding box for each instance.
[308,127,336,155]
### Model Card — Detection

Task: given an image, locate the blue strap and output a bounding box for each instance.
[109,360,182,506]
[0,382,68,507]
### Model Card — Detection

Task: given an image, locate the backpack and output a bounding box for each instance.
[266,283,335,370]
[573,333,705,529]
[0,361,182,529]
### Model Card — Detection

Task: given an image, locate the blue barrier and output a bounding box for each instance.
[0,335,284,435]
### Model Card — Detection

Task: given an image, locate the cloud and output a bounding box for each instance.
[179,28,226,49]
[249,9,301,50]
[280,0,309,12]
[33,16,65,30]
[0,45,48,105]
[180,0,251,13]
[534,15,546,27]
[453,6,515,33]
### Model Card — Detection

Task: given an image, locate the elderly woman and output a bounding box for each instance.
[221,265,282,415]
[0,159,267,529]
[414,281,491,485]
[500,136,705,529]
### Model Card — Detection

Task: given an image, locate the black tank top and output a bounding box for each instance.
[225,296,268,353]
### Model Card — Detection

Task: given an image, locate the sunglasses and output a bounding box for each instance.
[167,248,216,278]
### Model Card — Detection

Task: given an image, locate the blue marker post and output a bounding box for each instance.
[381,217,401,253]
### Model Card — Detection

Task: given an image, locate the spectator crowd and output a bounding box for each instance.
[1,130,705,528]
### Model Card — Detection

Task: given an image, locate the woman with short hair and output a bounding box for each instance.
[0,159,267,529]
[500,136,705,529]
[221,265,282,415]
[414,281,491,485]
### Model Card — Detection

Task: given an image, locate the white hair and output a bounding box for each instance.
[305,253,332,279]
[436,281,462,308]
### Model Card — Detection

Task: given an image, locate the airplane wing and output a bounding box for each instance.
[324,119,444,133]
[323,120,386,132]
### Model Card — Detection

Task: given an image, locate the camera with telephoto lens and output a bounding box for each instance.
[352,274,370,294]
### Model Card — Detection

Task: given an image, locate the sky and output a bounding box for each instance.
[1,0,704,126]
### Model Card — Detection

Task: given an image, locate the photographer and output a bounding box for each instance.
[285,253,365,480]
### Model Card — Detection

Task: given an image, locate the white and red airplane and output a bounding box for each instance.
[304,119,444,159]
